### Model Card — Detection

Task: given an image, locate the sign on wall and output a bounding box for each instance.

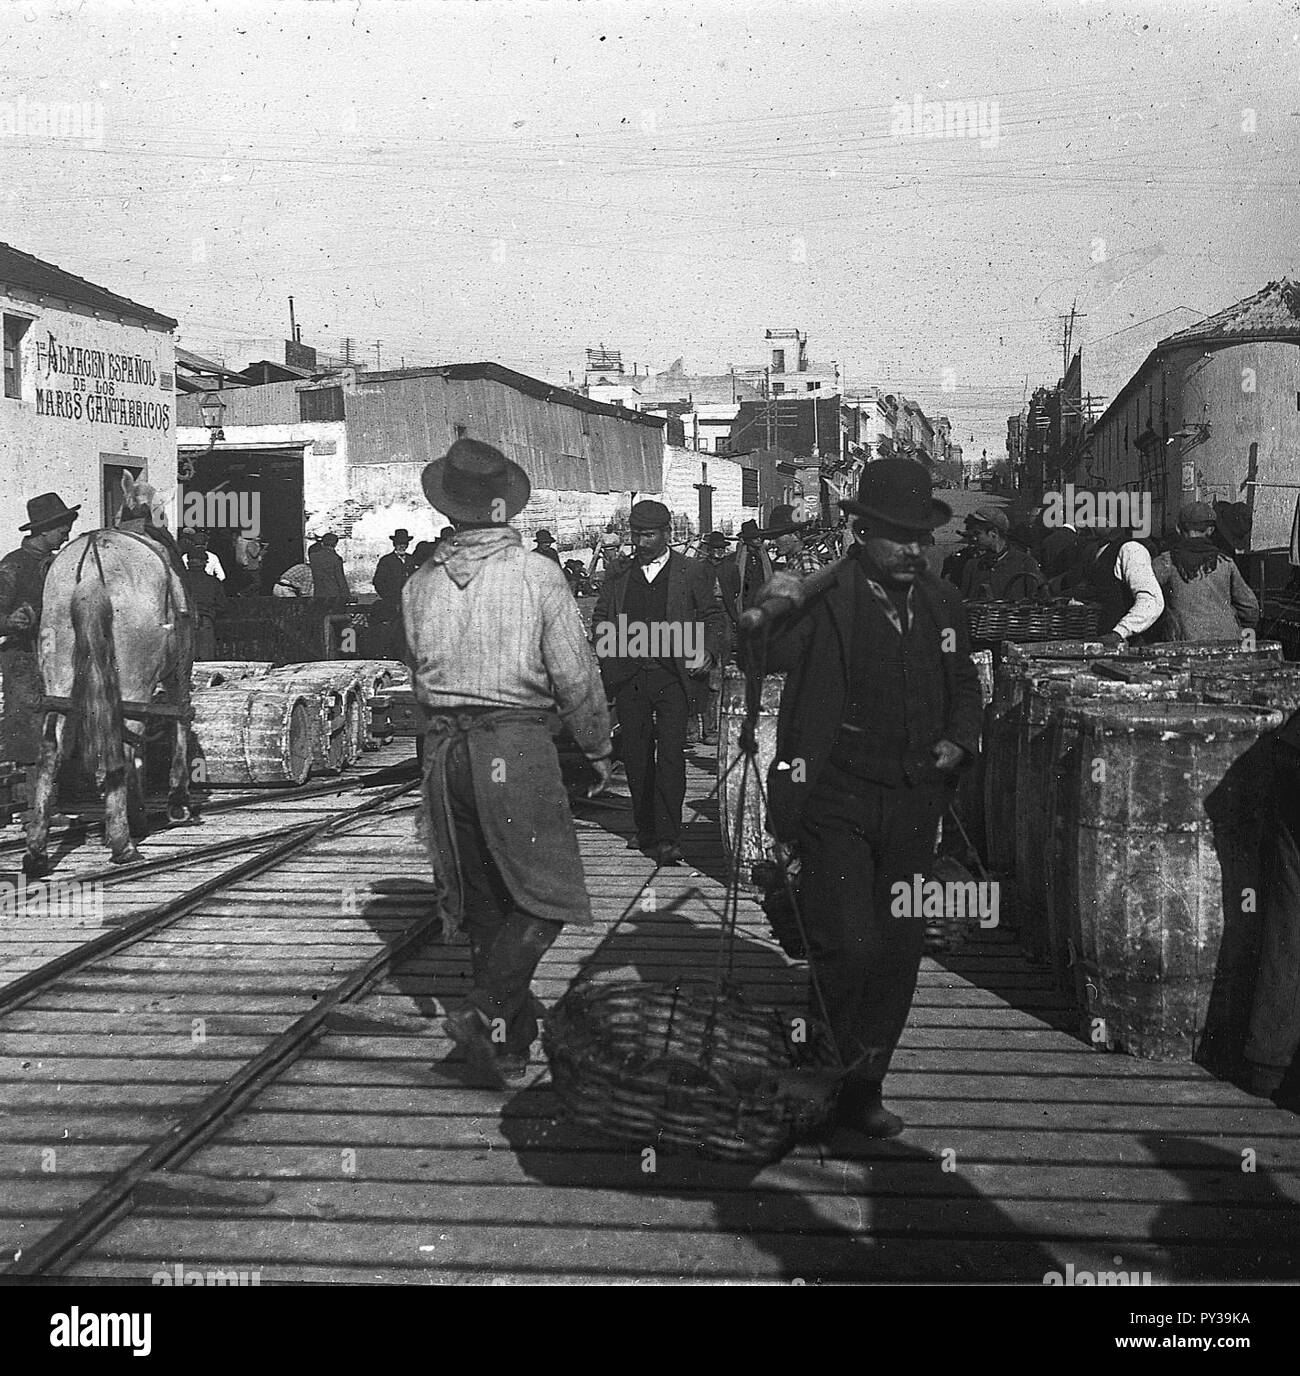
[33,331,171,431]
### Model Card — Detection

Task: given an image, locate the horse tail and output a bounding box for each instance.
[70,576,125,782]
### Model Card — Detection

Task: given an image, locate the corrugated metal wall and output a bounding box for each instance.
[345,374,661,492]
[175,381,305,428]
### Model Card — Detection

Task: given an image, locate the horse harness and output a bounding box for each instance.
[53,530,195,745]
[74,528,189,629]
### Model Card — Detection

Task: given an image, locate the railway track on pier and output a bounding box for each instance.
[0,750,419,865]
[0,744,420,990]
[0,773,439,1279]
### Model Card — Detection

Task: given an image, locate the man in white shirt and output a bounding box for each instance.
[1081,527,1165,644]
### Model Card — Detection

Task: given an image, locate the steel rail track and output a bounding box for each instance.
[0,755,419,861]
[2,777,430,1277]
[1,768,420,897]
[0,778,418,1019]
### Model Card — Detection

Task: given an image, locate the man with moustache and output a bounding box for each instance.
[742,460,983,1138]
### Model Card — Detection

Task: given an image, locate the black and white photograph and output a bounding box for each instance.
[0,0,1298,1326]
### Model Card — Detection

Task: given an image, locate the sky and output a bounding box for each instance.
[2,0,1298,466]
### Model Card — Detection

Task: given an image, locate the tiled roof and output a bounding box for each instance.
[0,242,177,331]
[1161,278,1300,345]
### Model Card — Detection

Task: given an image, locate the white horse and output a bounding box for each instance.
[25,475,197,874]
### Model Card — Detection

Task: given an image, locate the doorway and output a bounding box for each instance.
[101,456,144,526]
[178,445,305,593]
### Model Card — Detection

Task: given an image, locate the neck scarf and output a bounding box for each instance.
[1170,534,1223,582]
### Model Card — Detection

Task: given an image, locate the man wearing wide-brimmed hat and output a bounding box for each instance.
[0,493,80,764]
[740,459,983,1139]
[403,437,613,1087]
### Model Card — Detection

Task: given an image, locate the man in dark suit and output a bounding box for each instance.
[372,528,417,658]
[742,460,983,1138]
[592,501,725,866]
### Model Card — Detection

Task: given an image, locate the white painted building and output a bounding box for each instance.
[653,446,761,537]
[1,242,177,532]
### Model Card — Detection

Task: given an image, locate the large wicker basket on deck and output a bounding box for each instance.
[966,599,1101,643]
[544,980,838,1163]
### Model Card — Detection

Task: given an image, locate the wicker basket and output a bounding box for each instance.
[966,600,1101,643]
[544,979,839,1163]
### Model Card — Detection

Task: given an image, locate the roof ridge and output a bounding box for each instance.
[0,240,176,331]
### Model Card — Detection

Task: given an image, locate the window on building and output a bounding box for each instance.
[714,437,730,455]
[299,386,345,422]
[4,315,30,399]
[741,468,759,506]
[771,382,784,396]
[771,349,785,373]
[807,381,820,391]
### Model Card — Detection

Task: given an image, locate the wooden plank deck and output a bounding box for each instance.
[0,740,416,993]
[7,747,1291,1285]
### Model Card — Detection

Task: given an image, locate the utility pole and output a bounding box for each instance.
[1057,300,1086,378]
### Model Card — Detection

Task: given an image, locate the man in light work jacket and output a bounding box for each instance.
[1151,501,1259,641]
[592,500,726,866]
[403,438,612,1087]
[742,459,983,1138]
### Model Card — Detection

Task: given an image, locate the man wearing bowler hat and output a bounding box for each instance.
[0,493,80,765]
[372,528,417,658]
[402,437,613,1087]
[742,459,983,1137]
[592,501,725,865]
[533,529,562,566]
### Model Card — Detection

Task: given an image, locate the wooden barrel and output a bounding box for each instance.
[951,652,995,862]
[994,641,1132,713]
[191,660,274,691]
[1135,638,1283,664]
[1189,665,1300,702]
[190,687,314,787]
[984,662,1087,873]
[1023,672,1191,977]
[343,659,409,748]
[1069,702,1283,1065]
[263,663,376,766]
[717,669,784,883]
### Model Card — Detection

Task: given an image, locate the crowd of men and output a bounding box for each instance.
[1,456,1287,1148]
[941,497,1261,645]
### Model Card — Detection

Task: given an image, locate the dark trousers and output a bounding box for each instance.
[1246,740,1300,1071]
[798,761,949,1093]
[613,664,689,844]
[195,617,217,660]
[445,735,562,1055]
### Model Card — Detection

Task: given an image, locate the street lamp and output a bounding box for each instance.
[198,391,226,445]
